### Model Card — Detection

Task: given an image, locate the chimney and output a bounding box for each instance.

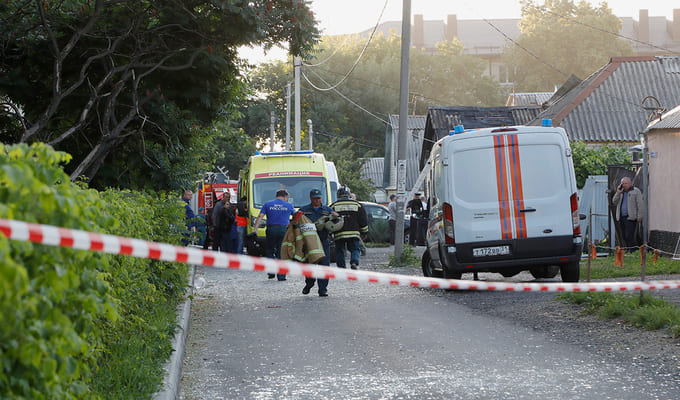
[638,9,649,43]
[413,14,424,48]
[671,9,680,41]
[446,14,458,42]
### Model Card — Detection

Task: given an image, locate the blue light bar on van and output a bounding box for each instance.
[542,119,552,127]
[450,125,465,135]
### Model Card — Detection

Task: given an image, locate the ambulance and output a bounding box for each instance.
[238,150,332,256]
[421,123,583,282]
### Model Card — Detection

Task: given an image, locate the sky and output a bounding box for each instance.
[239,0,679,63]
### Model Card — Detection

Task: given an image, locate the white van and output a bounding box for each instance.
[325,161,340,203]
[422,124,583,282]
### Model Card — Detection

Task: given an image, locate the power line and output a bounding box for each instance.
[313,130,381,150]
[301,34,353,67]
[535,7,680,56]
[303,67,389,124]
[483,18,571,79]
[300,0,389,91]
[311,65,457,107]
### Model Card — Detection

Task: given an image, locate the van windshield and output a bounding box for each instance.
[253,177,328,208]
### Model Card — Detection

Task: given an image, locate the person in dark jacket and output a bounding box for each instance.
[217,192,235,253]
[406,192,424,246]
[330,186,368,270]
[299,188,339,296]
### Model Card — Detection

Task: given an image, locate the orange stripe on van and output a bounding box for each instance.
[494,136,512,239]
[508,135,527,238]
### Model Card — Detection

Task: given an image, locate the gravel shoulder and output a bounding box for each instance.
[363,245,680,381]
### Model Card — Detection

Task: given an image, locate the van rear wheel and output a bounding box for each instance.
[560,261,580,283]
[421,251,443,278]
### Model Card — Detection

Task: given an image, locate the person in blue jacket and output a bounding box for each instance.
[253,189,295,281]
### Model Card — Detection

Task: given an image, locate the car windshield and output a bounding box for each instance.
[253,177,328,208]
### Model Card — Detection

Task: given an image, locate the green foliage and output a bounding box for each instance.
[245,33,504,159]
[570,140,631,188]
[0,143,189,399]
[0,0,319,189]
[0,142,115,399]
[581,250,680,280]
[506,0,633,91]
[558,292,680,338]
[388,244,419,267]
[315,137,376,201]
[211,114,258,181]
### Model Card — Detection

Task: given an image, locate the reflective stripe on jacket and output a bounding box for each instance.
[330,197,368,240]
[281,212,326,264]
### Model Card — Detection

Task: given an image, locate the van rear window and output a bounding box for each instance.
[453,144,567,203]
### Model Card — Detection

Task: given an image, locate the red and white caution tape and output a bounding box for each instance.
[2,218,680,293]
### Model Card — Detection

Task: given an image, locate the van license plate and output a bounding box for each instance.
[473,246,510,257]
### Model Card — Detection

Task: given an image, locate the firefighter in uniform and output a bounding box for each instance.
[330,186,368,270]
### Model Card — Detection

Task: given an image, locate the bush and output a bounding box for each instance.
[570,141,630,188]
[0,143,188,399]
[0,143,116,399]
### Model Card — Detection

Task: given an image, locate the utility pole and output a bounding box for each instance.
[307,119,313,150]
[269,110,276,152]
[294,56,301,151]
[286,82,291,151]
[395,0,411,260]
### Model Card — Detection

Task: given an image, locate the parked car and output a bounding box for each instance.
[360,201,410,244]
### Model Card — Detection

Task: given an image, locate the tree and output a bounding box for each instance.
[504,0,632,91]
[244,33,504,156]
[315,136,376,201]
[0,0,319,190]
[570,140,631,188]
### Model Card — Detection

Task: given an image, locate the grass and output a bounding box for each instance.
[364,241,390,248]
[561,251,680,337]
[582,249,680,279]
[557,292,680,338]
[90,297,180,399]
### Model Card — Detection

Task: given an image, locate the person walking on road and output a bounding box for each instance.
[253,189,295,280]
[331,186,368,270]
[299,189,339,296]
[612,176,644,252]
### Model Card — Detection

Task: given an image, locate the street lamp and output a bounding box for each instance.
[307,119,313,150]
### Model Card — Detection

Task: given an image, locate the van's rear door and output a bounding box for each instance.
[450,130,575,260]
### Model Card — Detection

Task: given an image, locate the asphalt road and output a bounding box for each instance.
[180,247,680,400]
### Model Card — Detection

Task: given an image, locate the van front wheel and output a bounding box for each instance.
[421,251,443,278]
[560,262,580,283]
